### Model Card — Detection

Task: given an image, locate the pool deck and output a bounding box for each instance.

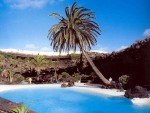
[0,83,150,106]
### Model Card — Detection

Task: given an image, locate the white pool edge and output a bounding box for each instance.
[0,83,149,106]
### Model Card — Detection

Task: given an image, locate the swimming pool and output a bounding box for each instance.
[0,88,150,113]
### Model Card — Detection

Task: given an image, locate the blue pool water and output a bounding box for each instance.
[0,88,150,113]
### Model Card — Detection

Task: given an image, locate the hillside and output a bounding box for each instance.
[84,37,150,89]
[0,38,150,89]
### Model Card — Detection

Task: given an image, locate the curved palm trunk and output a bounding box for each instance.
[79,51,83,70]
[82,50,110,85]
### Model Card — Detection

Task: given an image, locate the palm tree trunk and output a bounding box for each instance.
[79,51,83,70]
[82,50,110,85]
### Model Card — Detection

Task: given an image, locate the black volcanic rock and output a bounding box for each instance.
[0,97,36,113]
[61,83,68,88]
[67,80,74,87]
[124,86,149,99]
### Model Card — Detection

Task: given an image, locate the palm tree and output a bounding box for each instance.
[33,55,47,77]
[7,68,15,83]
[48,2,110,85]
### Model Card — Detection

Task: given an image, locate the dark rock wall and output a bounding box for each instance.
[84,38,150,88]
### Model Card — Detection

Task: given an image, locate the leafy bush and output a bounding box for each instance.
[70,53,80,57]
[118,75,130,85]
[33,55,47,73]
[0,67,3,73]
[0,54,5,60]
[73,73,80,82]
[15,74,24,82]
[5,55,16,60]
[46,59,52,65]
[61,72,70,78]
[11,103,29,113]
[26,77,32,84]
[7,68,15,83]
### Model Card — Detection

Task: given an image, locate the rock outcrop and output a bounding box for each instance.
[124,86,149,99]
[61,83,68,88]
[0,97,36,113]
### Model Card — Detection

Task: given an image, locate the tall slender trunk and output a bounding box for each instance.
[79,51,83,70]
[82,50,110,85]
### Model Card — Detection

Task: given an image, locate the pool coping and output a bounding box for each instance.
[0,83,150,106]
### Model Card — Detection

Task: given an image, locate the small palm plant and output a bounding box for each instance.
[33,55,47,76]
[11,103,29,113]
[53,61,59,82]
[7,68,15,83]
[0,67,3,75]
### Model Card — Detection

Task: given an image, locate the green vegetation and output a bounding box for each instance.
[0,37,149,86]
[73,73,87,82]
[15,74,24,83]
[33,55,47,75]
[5,55,16,60]
[7,68,15,83]
[70,53,80,57]
[119,75,130,86]
[0,54,5,60]
[61,72,70,78]
[0,67,3,74]
[25,77,32,84]
[73,73,80,82]
[48,2,110,85]
[11,103,29,113]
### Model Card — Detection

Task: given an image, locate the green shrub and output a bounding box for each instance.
[73,73,80,82]
[7,68,15,83]
[70,53,80,57]
[26,77,32,84]
[0,67,3,73]
[118,75,130,85]
[46,60,52,65]
[15,74,24,82]
[5,55,16,60]
[61,72,70,78]
[33,55,47,73]
[0,54,5,60]
[11,103,29,113]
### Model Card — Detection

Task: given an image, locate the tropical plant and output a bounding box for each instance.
[0,67,3,74]
[118,75,130,86]
[15,74,25,83]
[7,68,15,83]
[61,72,70,78]
[28,77,32,84]
[51,60,59,82]
[33,55,47,75]
[48,2,110,84]
[11,103,29,113]
[73,72,80,82]
[70,53,80,57]
[4,54,16,59]
[73,73,87,82]
[0,54,5,60]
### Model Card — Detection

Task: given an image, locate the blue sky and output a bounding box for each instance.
[0,0,150,52]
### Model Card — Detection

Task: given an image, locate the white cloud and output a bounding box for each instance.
[144,28,150,38]
[0,48,67,56]
[5,0,64,9]
[25,44,36,49]
[116,45,127,51]
[40,47,51,52]
[91,49,108,53]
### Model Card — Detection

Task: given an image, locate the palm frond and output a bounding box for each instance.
[48,2,101,53]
